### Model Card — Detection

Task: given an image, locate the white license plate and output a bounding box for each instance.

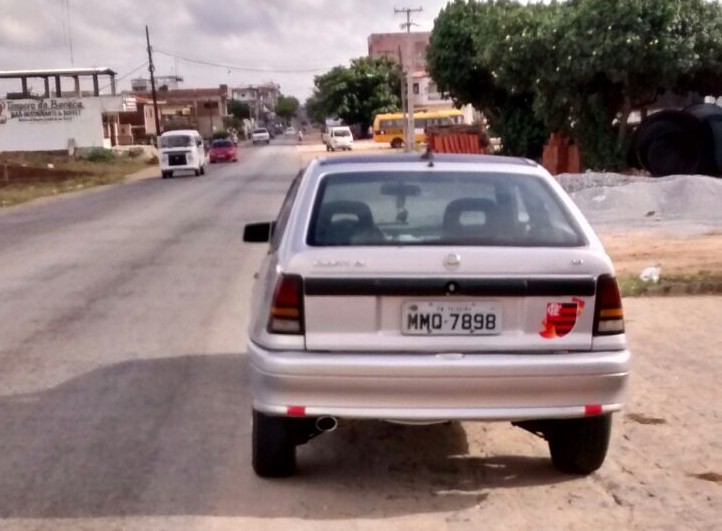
[401,301,502,336]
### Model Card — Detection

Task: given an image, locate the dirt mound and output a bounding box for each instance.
[565,174,722,229]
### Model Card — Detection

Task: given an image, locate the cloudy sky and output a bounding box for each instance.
[0,0,463,100]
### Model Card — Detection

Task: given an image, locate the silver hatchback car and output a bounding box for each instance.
[243,153,630,477]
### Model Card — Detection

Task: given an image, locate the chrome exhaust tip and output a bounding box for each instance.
[315,416,338,432]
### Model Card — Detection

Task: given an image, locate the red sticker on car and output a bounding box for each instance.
[540,297,585,338]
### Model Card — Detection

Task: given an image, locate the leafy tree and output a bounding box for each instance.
[276,95,300,122]
[228,100,251,121]
[427,0,549,159]
[309,56,402,135]
[304,94,325,125]
[428,0,722,169]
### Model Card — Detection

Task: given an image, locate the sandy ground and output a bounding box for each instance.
[599,231,722,276]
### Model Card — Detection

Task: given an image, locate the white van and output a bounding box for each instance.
[326,126,354,152]
[158,129,206,178]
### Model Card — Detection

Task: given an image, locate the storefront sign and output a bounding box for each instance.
[0,98,85,123]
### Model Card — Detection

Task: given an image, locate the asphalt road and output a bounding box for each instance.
[0,141,719,530]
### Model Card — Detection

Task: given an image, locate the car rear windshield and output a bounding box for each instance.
[332,129,351,137]
[160,135,193,148]
[307,171,585,247]
[253,129,268,134]
[212,140,233,148]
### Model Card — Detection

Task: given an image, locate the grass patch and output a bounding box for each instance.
[618,271,722,297]
[0,152,148,207]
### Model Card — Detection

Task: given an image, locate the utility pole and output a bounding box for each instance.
[397,45,406,144]
[145,25,161,138]
[395,6,422,152]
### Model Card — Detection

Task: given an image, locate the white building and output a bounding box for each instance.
[0,67,128,152]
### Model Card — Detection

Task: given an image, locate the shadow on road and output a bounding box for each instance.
[0,354,573,520]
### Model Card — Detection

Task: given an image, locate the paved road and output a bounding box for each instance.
[0,143,719,530]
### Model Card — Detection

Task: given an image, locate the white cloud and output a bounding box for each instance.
[0,0,452,99]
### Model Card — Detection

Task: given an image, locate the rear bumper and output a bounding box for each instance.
[248,342,630,421]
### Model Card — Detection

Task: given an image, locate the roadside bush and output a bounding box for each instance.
[212,130,230,140]
[84,148,116,163]
[146,155,159,165]
[127,147,145,159]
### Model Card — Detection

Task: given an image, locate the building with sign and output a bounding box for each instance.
[0,67,131,152]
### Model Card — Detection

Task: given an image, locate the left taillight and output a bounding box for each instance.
[267,274,304,335]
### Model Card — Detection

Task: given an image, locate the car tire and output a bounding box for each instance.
[161,170,171,179]
[547,414,612,475]
[194,168,201,176]
[200,165,206,175]
[391,138,404,149]
[210,159,216,164]
[252,410,296,477]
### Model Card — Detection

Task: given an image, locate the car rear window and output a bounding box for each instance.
[307,171,585,247]
[253,129,268,134]
[332,129,351,137]
[212,140,233,148]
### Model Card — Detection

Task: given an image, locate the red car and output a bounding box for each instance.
[209,139,238,163]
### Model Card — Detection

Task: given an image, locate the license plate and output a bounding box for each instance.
[401,301,502,335]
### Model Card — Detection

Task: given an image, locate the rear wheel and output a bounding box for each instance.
[252,410,296,477]
[194,168,201,176]
[547,414,612,475]
[161,170,172,179]
[200,165,206,175]
[391,137,403,149]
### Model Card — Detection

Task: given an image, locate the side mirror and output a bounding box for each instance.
[244,221,276,243]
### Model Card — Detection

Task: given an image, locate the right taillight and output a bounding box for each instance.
[267,274,304,335]
[593,274,625,335]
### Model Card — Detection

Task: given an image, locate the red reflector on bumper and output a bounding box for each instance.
[585,404,603,416]
[287,406,306,417]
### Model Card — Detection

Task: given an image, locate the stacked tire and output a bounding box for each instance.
[631,103,722,177]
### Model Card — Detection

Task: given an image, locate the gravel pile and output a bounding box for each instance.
[556,173,722,233]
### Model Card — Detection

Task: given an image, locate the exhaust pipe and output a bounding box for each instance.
[315,416,338,433]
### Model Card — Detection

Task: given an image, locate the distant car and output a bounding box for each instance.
[208,139,238,163]
[326,126,353,151]
[243,153,630,478]
[158,129,206,178]
[252,128,271,145]
[284,126,296,136]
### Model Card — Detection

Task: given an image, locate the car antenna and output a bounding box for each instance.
[420,144,434,167]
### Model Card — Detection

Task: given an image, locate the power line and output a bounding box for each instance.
[98,60,148,92]
[154,48,332,74]
[64,0,75,66]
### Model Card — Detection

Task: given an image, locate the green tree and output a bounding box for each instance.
[428,0,722,169]
[309,56,402,135]
[427,0,549,159]
[304,94,325,125]
[276,95,300,122]
[228,100,251,121]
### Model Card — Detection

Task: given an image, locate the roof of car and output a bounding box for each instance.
[317,153,537,167]
[160,129,200,136]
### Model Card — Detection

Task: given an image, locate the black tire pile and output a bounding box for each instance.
[630,103,722,177]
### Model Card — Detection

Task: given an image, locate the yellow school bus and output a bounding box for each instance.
[373,109,465,148]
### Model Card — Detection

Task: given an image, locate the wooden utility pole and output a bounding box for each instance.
[145,25,161,137]
[395,6,422,152]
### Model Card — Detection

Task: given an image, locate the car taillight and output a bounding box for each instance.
[268,274,304,334]
[593,274,625,335]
